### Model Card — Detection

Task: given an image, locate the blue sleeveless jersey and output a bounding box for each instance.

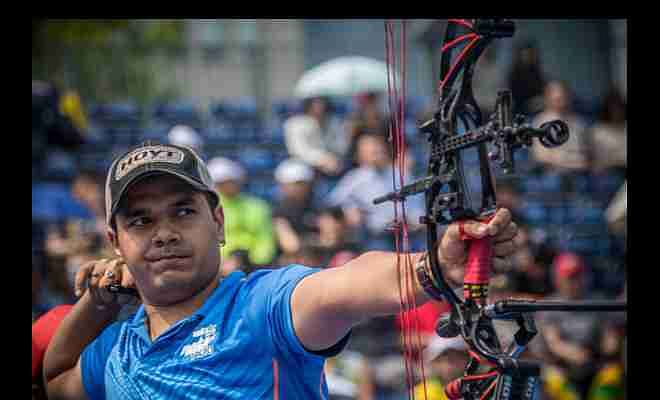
[81,265,346,399]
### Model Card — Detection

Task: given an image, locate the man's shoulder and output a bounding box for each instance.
[240,265,319,292]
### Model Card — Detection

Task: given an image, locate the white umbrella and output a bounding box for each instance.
[293,56,396,99]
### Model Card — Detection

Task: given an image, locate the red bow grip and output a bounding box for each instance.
[444,378,463,400]
[460,214,495,302]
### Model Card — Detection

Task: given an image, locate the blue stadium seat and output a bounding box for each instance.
[566,203,606,226]
[42,151,78,181]
[89,102,141,127]
[261,122,286,146]
[547,204,567,225]
[246,178,277,203]
[237,147,277,175]
[32,183,93,223]
[151,99,202,130]
[271,99,302,122]
[209,99,260,143]
[519,200,549,226]
[520,172,562,195]
[137,127,169,144]
[591,173,625,203]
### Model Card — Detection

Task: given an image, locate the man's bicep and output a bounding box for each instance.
[46,358,89,400]
[290,267,356,352]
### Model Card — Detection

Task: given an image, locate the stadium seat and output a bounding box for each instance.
[32,183,93,223]
[151,99,203,130]
[88,102,141,126]
[520,172,562,195]
[519,200,549,226]
[237,147,277,175]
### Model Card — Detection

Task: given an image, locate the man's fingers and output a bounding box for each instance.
[88,261,108,290]
[121,269,136,289]
[74,260,97,297]
[493,256,513,272]
[493,222,518,244]
[106,259,123,284]
[493,241,516,257]
[445,220,490,242]
[486,208,512,236]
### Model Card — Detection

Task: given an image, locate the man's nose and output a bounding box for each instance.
[152,222,181,247]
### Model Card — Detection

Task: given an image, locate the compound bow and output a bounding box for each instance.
[378,19,626,400]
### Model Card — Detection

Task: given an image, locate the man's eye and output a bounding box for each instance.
[177,208,196,217]
[129,217,150,227]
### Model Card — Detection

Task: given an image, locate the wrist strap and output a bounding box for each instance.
[415,253,445,301]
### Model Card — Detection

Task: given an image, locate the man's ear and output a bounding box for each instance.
[213,206,225,245]
[106,228,122,257]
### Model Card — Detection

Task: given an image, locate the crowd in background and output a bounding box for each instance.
[33,40,626,400]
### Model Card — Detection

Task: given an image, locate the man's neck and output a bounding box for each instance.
[143,269,223,340]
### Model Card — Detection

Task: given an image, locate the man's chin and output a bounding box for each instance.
[144,272,218,306]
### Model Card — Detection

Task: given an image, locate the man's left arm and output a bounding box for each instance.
[291,208,517,352]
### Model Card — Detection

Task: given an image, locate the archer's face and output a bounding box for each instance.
[110,174,224,306]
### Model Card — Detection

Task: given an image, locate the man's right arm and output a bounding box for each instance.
[44,257,134,400]
[44,291,120,400]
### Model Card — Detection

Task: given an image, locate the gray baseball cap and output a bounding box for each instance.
[105,142,219,228]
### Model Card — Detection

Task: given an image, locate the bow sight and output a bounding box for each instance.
[377,19,626,400]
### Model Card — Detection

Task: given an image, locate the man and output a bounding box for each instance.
[43,142,518,399]
[207,156,277,266]
[283,97,345,176]
[271,158,319,257]
[531,81,589,171]
[326,133,424,249]
[540,252,602,399]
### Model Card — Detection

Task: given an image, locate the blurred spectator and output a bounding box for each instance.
[32,305,73,399]
[305,206,362,267]
[325,349,376,400]
[587,317,625,400]
[45,219,111,299]
[415,336,469,400]
[507,226,554,296]
[345,92,391,167]
[221,249,255,275]
[532,81,590,171]
[539,252,602,399]
[605,181,626,239]
[272,159,320,257]
[71,169,108,236]
[587,89,626,174]
[326,133,425,248]
[32,81,86,176]
[208,157,277,265]
[283,96,346,176]
[59,89,89,133]
[508,40,547,115]
[276,244,323,267]
[168,124,205,156]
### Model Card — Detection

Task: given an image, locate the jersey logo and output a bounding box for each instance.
[115,145,185,181]
[181,324,218,360]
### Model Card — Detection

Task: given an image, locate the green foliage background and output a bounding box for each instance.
[32,20,186,106]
